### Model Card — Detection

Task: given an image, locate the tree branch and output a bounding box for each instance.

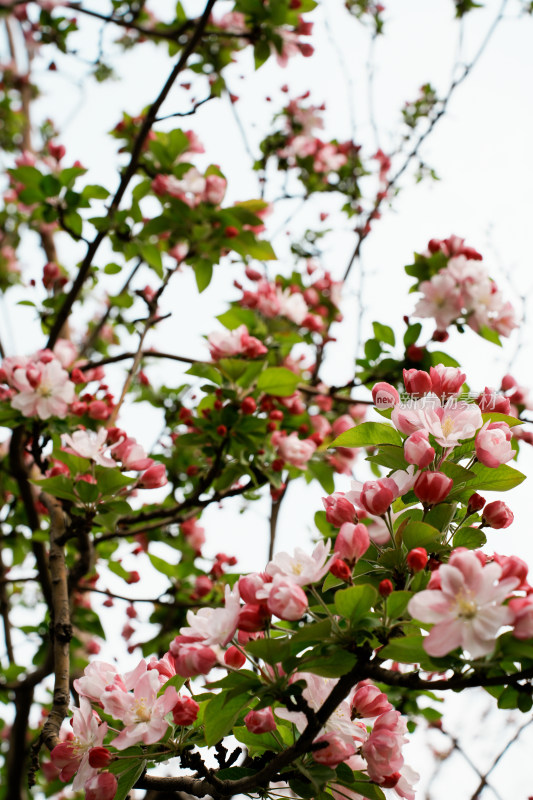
[46,0,218,349]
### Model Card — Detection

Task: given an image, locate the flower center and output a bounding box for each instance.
[133,698,151,722]
[455,592,477,620]
[441,417,455,438]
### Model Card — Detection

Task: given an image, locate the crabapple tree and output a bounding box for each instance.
[0,2,533,800]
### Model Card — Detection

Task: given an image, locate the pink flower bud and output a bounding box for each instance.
[329,559,352,582]
[238,572,271,604]
[351,683,392,718]
[372,382,400,408]
[404,430,435,468]
[312,733,355,766]
[322,493,358,527]
[403,369,432,397]
[139,463,168,489]
[194,575,213,597]
[360,479,396,516]
[414,471,452,505]
[467,493,485,513]
[88,747,112,769]
[172,695,199,726]
[429,365,466,398]
[477,387,511,414]
[244,707,277,734]
[406,547,428,573]
[475,423,515,468]
[378,579,393,597]
[335,522,370,562]
[238,603,271,632]
[224,645,246,668]
[267,577,308,621]
[482,501,514,529]
[84,772,118,800]
[173,643,217,677]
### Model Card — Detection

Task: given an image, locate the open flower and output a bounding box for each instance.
[266,540,333,586]
[50,698,107,791]
[102,670,178,750]
[408,549,519,658]
[61,428,116,467]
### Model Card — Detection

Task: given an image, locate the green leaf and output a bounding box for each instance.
[140,243,163,278]
[481,412,523,428]
[386,591,412,619]
[439,461,474,484]
[40,174,61,197]
[245,636,292,664]
[111,759,147,800]
[232,231,276,260]
[402,521,442,550]
[350,783,386,800]
[256,367,299,397]
[186,363,222,385]
[423,503,456,531]
[478,325,502,346]
[204,692,249,746]
[217,307,257,330]
[94,467,135,495]
[302,649,358,677]
[104,262,123,275]
[463,463,526,494]
[83,184,110,199]
[372,322,395,347]
[335,584,377,622]
[307,460,335,493]
[63,211,83,237]
[452,527,487,549]
[32,475,78,503]
[194,261,213,293]
[379,635,427,663]
[148,553,176,580]
[331,422,402,448]
[403,323,422,347]
[233,726,284,754]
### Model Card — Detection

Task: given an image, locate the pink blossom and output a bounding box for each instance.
[407,549,519,658]
[312,733,355,766]
[203,174,227,205]
[244,707,277,734]
[50,698,107,791]
[180,585,240,646]
[208,325,267,360]
[262,574,308,621]
[359,479,396,516]
[403,430,435,468]
[171,642,218,677]
[372,382,399,408]
[276,673,367,743]
[335,523,370,562]
[139,463,167,488]
[403,369,432,397]
[429,365,466,398]
[475,422,516,468]
[7,356,75,419]
[271,431,316,469]
[422,398,483,447]
[111,436,153,470]
[322,493,358,527]
[276,287,309,324]
[351,682,392,719]
[482,500,514,529]
[84,772,118,800]
[361,710,407,782]
[413,271,463,331]
[413,470,452,505]
[266,540,333,586]
[102,670,178,749]
[61,428,116,467]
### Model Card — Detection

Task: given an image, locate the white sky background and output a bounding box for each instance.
[3,0,533,796]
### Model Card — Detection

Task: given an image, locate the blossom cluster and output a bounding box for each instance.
[412,236,517,337]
